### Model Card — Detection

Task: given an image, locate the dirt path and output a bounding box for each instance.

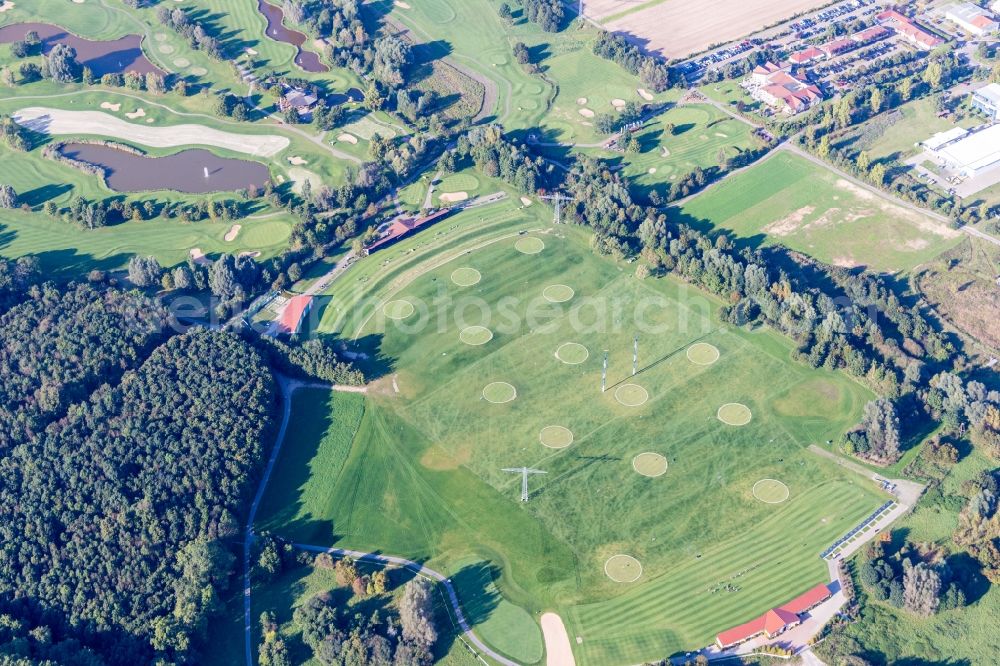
[541,613,576,666]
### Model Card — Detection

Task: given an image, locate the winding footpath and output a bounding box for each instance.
[242,378,513,666]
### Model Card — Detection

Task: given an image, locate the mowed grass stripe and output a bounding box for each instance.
[578,481,866,622]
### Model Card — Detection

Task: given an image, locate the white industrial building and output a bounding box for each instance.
[929,124,1000,177]
[971,83,1000,121]
[944,2,999,36]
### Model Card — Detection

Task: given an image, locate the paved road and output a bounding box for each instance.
[292,543,518,666]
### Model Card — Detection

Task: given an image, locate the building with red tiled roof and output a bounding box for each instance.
[878,9,945,48]
[745,63,823,115]
[852,25,891,44]
[788,46,824,65]
[365,208,453,254]
[820,37,855,58]
[715,583,832,649]
[276,294,313,336]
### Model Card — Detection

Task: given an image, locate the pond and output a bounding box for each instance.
[256,0,329,73]
[59,143,271,194]
[0,23,164,77]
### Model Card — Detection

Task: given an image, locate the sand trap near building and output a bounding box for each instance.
[224,224,241,242]
[440,191,468,203]
[541,613,576,666]
[336,133,358,144]
[287,155,308,165]
[637,88,654,101]
[125,108,145,120]
[13,107,290,157]
[578,108,595,118]
[99,102,121,111]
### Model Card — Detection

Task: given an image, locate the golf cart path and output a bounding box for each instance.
[242,377,514,666]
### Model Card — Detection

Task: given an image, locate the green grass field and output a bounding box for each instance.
[253,199,888,664]
[616,103,758,190]
[677,151,964,272]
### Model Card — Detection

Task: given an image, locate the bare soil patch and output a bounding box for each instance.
[605,0,833,60]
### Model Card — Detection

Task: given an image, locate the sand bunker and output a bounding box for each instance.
[190,67,207,76]
[0,2,16,12]
[576,97,587,105]
[158,44,174,54]
[440,192,468,203]
[245,47,258,55]
[648,168,657,174]
[189,248,209,266]
[611,98,626,109]
[394,0,411,7]
[520,196,532,206]
[661,147,671,157]
[99,102,121,112]
[224,224,241,242]
[13,108,290,157]
[240,250,261,258]
[336,133,358,144]
[540,613,576,666]
[578,108,595,118]
[125,108,146,120]
[287,155,308,166]
[637,88,654,101]
[172,58,190,68]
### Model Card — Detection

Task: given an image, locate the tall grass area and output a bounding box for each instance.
[676,151,964,272]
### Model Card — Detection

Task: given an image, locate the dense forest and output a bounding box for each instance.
[0,282,280,665]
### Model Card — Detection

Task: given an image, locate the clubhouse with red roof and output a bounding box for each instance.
[715,583,832,649]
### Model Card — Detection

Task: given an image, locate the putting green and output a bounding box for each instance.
[687,342,720,366]
[632,452,668,477]
[752,479,790,504]
[382,300,414,320]
[717,403,752,426]
[614,384,648,407]
[483,382,517,404]
[543,284,575,303]
[451,267,482,286]
[539,425,574,449]
[515,236,545,254]
[605,554,642,583]
[555,342,589,365]
[460,326,493,346]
